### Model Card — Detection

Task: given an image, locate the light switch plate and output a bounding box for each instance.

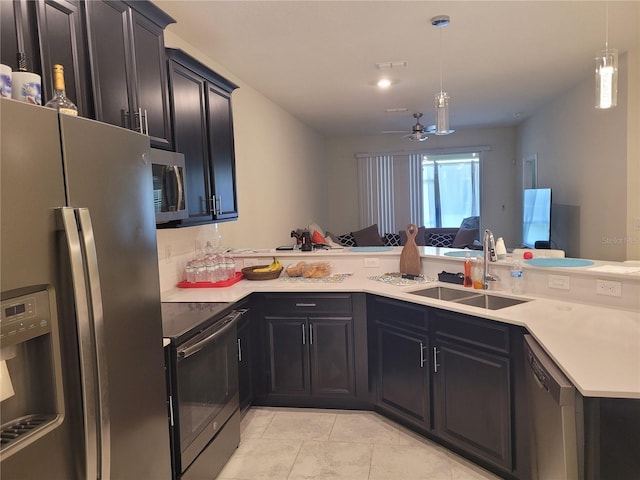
[548,274,570,290]
[364,257,380,268]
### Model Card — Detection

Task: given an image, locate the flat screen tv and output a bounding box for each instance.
[522,188,552,248]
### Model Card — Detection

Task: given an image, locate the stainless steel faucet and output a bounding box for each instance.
[483,229,499,290]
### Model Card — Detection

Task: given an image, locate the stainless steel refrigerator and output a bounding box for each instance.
[0,98,171,479]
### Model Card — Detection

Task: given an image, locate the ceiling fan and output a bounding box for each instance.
[381,112,455,140]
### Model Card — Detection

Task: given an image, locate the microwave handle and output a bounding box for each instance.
[178,310,246,359]
[172,165,184,211]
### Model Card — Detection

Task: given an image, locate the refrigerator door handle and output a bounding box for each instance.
[77,208,111,480]
[60,207,101,480]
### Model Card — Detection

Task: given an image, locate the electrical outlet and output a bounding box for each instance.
[548,274,570,290]
[596,279,622,297]
[364,257,380,268]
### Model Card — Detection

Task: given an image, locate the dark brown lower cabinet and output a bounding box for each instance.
[433,339,512,471]
[265,316,355,398]
[376,323,430,429]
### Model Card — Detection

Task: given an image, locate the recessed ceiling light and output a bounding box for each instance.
[377,78,392,89]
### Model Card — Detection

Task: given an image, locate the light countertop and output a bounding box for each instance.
[161,248,640,399]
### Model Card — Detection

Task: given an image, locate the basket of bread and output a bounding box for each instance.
[285,261,332,278]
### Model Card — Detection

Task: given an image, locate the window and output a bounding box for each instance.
[422,152,480,227]
[356,148,484,233]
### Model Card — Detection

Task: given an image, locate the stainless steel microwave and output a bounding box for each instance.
[151,148,188,224]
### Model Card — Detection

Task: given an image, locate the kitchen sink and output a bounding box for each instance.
[455,294,530,310]
[410,286,478,302]
[408,286,530,310]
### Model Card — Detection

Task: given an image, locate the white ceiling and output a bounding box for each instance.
[154,1,640,138]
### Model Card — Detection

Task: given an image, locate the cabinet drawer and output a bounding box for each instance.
[433,309,510,354]
[369,295,429,332]
[263,293,352,315]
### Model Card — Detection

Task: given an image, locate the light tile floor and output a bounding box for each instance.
[217,407,502,480]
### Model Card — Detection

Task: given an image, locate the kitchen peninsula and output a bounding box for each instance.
[162,247,640,399]
[161,247,639,480]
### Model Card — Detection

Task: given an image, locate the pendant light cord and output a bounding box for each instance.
[439,26,444,93]
[605,2,609,52]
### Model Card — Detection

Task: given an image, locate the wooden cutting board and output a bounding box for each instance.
[399,224,421,276]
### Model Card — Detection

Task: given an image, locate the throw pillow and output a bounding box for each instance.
[452,228,480,248]
[352,224,384,246]
[325,231,342,244]
[459,216,480,230]
[427,233,455,247]
[337,233,356,247]
[383,233,401,246]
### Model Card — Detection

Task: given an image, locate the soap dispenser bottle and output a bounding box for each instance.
[463,253,473,287]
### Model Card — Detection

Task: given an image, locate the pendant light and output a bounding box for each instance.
[595,3,618,109]
[432,15,453,135]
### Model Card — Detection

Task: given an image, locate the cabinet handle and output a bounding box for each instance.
[121,109,130,129]
[301,324,306,345]
[217,196,222,215]
[433,346,440,373]
[133,108,143,133]
[295,303,317,308]
[309,324,314,345]
[209,197,216,215]
[237,338,242,362]
[143,109,149,136]
[419,342,425,368]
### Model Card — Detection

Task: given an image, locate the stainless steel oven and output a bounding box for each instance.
[163,303,245,480]
[151,148,188,224]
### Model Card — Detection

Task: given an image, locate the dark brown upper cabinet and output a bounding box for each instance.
[1,0,90,116]
[36,0,90,116]
[85,0,174,149]
[166,48,239,225]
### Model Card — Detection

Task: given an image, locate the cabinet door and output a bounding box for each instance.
[131,9,171,148]
[434,339,512,471]
[309,317,355,397]
[376,324,430,429]
[86,0,135,129]
[207,82,237,220]
[266,317,309,395]
[1,1,39,75]
[35,0,90,116]
[168,60,212,223]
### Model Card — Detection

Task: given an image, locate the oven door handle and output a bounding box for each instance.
[177,309,246,359]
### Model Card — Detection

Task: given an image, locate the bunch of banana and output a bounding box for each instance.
[253,257,282,273]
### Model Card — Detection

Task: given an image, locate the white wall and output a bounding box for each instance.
[157,31,328,291]
[325,127,519,247]
[517,51,638,261]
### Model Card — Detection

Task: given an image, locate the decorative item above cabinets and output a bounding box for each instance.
[85,0,175,149]
[165,48,239,226]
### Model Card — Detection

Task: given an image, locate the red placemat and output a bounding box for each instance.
[177,272,243,288]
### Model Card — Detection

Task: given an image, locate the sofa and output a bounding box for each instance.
[329,216,481,249]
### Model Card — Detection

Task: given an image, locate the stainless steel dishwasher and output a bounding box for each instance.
[524,334,584,480]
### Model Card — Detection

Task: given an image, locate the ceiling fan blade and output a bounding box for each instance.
[380,130,409,134]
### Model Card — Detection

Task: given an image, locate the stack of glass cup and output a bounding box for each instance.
[184,241,236,283]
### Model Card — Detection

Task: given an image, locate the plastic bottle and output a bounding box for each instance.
[510,261,524,294]
[463,253,473,287]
